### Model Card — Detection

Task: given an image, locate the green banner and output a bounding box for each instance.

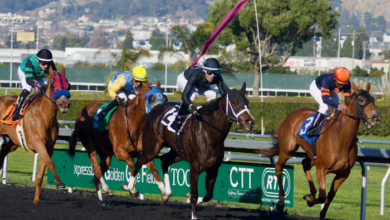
[48,150,294,207]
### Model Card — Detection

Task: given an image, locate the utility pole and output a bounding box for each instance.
[36,26,39,53]
[352,29,355,71]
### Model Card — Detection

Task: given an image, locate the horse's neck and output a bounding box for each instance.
[35,84,57,123]
[210,98,232,135]
[332,100,360,145]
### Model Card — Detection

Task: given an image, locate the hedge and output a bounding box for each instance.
[58,99,390,136]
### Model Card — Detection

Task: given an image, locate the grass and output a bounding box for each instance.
[4,137,390,220]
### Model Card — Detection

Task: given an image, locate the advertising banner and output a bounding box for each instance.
[48,150,294,207]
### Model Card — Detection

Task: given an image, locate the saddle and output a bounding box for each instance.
[92,102,118,132]
[1,94,37,127]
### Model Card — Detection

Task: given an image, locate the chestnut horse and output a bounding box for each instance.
[128,83,254,220]
[0,66,71,204]
[68,81,167,202]
[258,83,380,219]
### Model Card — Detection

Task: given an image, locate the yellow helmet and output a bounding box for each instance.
[132,65,147,81]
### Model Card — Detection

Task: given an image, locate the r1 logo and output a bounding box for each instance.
[261,168,291,198]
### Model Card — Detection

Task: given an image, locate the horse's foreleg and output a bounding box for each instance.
[0,140,14,172]
[320,170,351,220]
[160,150,181,204]
[302,157,317,207]
[316,168,327,204]
[35,144,65,189]
[145,160,165,196]
[33,159,46,204]
[201,164,220,204]
[188,165,200,220]
[114,146,139,197]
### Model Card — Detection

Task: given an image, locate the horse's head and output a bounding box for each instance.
[349,82,380,128]
[48,66,71,113]
[222,82,254,131]
[145,80,167,113]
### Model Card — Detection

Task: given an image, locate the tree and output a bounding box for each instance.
[352,66,368,77]
[86,25,108,48]
[52,34,83,50]
[340,28,360,59]
[207,0,339,97]
[170,22,215,67]
[149,29,166,50]
[96,48,152,71]
[122,29,134,49]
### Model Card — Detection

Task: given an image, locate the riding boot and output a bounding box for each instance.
[170,103,188,133]
[99,100,119,119]
[306,111,325,138]
[12,90,29,121]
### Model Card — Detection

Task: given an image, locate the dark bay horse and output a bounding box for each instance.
[0,66,71,204]
[258,83,380,219]
[128,82,254,220]
[69,81,167,202]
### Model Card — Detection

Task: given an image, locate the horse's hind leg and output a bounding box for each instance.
[0,138,15,172]
[320,169,351,220]
[145,160,165,197]
[160,150,181,204]
[302,157,317,207]
[33,159,46,204]
[98,152,114,197]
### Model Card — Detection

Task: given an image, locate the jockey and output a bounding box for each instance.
[307,67,351,137]
[98,65,147,118]
[170,58,226,131]
[12,49,57,120]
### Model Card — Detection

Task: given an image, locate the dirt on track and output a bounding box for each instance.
[0,184,326,220]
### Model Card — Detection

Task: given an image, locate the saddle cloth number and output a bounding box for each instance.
[299,117,314,135]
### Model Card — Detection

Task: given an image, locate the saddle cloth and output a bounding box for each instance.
[297,113,331,144]
[161,104,201,133]
[1,103,29,127]
[92,102,118,131]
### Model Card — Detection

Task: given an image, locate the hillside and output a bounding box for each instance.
[340,0,390,20]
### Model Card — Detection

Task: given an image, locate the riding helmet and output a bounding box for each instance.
[334,67,350,85]
[37,49,53,62]
[132,65,148,81]
[203,58,220,72]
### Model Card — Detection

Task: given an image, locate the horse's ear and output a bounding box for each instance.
[49,65,55,78]
[352,82,360,94]
[61,65,65,77]
[156,80,161,89]
[366,82,371,92]
[223,83,231,94]
[240,82,246,96]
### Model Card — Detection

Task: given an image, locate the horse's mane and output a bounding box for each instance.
[200,96,224,115]
[136,82,152,96]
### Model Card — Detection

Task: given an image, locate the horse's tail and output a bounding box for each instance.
[258,134,280,157]
[68,125,79,158]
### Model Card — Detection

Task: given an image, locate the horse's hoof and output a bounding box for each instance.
[129,191,139,198]
[276,201,285,212]
[121,183,129,191]
[33,199,40,204]
[307,201,315,207]
[160,193,170,205]
[186,193,191,199]
[105,191,115,197]
[56,182,66,189]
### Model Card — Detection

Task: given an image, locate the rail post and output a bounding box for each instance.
[380,167,390,215]
[359,160,367,220]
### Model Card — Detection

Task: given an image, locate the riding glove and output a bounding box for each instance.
[115,96,125,106]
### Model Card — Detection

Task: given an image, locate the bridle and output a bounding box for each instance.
[345,90,376,122]
[219,94,254,124]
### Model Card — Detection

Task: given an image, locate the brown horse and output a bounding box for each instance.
[128,82,254,220]
[68,81,167,202]
[0,66,71,204]
[258,83,380,219]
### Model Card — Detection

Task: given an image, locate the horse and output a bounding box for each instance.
[0,66,71,204]
[127,82,254,220]
[258,83,380,219]
[68,80,167,202]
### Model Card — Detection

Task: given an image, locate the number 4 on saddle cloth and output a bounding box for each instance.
[298,113,334,145]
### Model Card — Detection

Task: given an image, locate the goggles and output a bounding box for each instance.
[205,70,219,76]
[40,61,49,66]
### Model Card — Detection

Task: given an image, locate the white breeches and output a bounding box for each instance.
[176,72,216,102]
[18,67,45,93]
[309,80,339,114]
[108,81,137,102]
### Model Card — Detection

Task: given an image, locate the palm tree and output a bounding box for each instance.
[168,22,216,67]
[95,47,151,71]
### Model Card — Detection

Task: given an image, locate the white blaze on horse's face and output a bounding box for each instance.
[56,95,70,113]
